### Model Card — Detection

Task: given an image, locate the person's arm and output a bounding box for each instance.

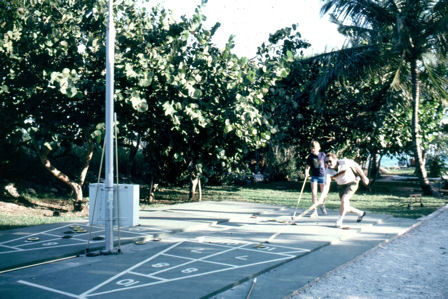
[353,164,369,186]
[305,165,310,178]
[331,169,347,179]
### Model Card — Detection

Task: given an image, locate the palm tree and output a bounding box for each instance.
[315,0,448,195]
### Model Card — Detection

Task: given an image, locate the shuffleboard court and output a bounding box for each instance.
[2,237,327,298]
[0,222,169,272]
[0,201,419,298]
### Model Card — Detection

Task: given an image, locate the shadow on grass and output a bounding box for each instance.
[0,224,28,231]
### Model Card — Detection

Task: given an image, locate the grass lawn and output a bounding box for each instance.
[1,176,447,230]
[141,179,448,219]
[0,215,86,231]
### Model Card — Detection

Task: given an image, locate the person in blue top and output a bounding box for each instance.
[305,140,329,217]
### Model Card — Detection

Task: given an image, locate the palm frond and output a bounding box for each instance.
[321,0,395,27]
[421,54,448,99]
[424,0,448,54]
[302,44,397,107]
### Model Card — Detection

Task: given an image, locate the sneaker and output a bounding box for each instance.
[335,219,342,228]
[310,210,318,219]
[320,205,328,215]
[357,211,366,223]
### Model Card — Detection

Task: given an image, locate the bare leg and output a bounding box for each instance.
[318,183,326,205]
[340,193,363,218]
[310,181,318,217]
[311,181,318,205]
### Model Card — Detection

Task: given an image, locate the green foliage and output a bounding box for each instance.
[428,156,445,178]
[112,3,306,184]
[263,145,300,181]
[310,0,448,194]
[141,180,447,219]
[1,0,446,199]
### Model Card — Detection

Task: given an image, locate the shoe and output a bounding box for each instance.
[357,211,366,223]
[310,210,318,219]
[335,220,342,228]
[320,205,328,215]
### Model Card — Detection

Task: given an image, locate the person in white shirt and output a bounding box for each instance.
[324,153,369,228]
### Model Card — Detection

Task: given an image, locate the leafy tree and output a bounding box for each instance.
[114,2,296,199]
[0,0,108,208]
[315,0,448,195]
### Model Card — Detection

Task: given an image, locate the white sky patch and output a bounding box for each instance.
[153,0,346,57]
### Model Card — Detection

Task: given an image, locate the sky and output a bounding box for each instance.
[152,0,347,58]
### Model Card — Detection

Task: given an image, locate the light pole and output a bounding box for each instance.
[104,0,115,253]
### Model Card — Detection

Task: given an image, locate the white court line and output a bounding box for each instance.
[85,241,246,295]
[240,246,309,256]
[0,223,74,245]
[127,270,168,281]
[280,249,312,255]
[18,240,299,298]
[163,252,238,267]
[80,241,183,297]
[189,239,308,256]
[0,223,151,247]
[146,258,198,277]
[87,255,292,297]
[18,280,82,298]
[0,230,152,255]
[0,244,24,251]
[0,242,90,255]
[141,244,243,278]
[114,229,169,235]
[141,241,246,277]
[87,241,290,296]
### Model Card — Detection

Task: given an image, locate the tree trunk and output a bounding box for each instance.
[127,134,140,179]
[38,140,95,211]
[79,140,94,186]
[410,60,435,196]
[189,176,202,201]
[147,177,158,203]
[367,153,380,185]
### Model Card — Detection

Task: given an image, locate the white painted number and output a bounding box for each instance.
[42,242,58,246]
[116,279,140,287]
[152,263,170,268]
[260,246,275,251]
[235,255,248,261]
[181,267,198,274]
[191,248,205,254]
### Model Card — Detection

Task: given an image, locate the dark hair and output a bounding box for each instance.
[327,152,337,160]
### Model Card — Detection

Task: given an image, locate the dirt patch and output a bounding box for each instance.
[0,200,88,218]
[291,205,448,298]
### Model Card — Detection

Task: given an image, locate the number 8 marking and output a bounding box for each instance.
[181,267,198,274]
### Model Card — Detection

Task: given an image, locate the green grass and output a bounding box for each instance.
[0,215,85,231]
[2,179,447,231]
[141,180,448,219]
[383,167,416,176]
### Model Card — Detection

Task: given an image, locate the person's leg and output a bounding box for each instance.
[318,182,327,215]
[310,179,318,218]
[340,183,365,224]
[311,180,318,204]
[340,193,352,217]
[336,188,345,227]
[336,183,358,227]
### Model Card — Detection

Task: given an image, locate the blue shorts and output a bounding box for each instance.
[311,176,326,184]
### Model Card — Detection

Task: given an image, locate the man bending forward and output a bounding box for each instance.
[325,153,369,228]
